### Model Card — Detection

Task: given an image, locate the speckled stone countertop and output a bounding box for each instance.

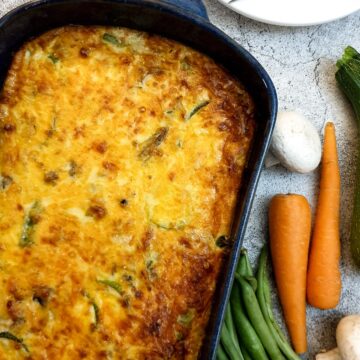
[202,2,360,359]
[1,0,359,358]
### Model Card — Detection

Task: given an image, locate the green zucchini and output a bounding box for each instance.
[48,54,59,64]
[19,201,41,247]
[180,59,191,71]
[102,33,122,47]
[68,160,78,177]
[0,331,29,352]
[145,252,158,280]
[84,292,100,330]
[97,279,123,295]
[177,309,195,328]
[336,46,360,266]
[175,331,184,341]
[138,127,169,161]
[151,218,187,230]
[91,301,100,329]
[185,100,210,120]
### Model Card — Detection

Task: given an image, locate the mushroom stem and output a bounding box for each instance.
[265,151,281,168]
[316,348,341,360]
[336,315,360,360]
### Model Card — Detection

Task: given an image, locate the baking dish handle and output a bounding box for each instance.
[160,0,208,20]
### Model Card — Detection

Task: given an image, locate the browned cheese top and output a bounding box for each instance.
[0,26,255,359]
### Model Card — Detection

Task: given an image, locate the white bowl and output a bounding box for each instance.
[217,0,360,26]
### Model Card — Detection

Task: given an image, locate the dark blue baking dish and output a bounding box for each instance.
[0,0,277,358]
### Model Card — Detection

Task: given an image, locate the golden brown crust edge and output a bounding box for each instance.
[0,26,254,359]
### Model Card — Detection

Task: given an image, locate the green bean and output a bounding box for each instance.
[224,304,241,354]
[236,275,286,360]
[256,247,301,360]
[238,249,257,291]
[230,282,269,360]
[220,322,244,360]
[241,346,253,360]
[236,252,254,360]
[221,259,246,360]
[217,252,246,360]
[244,275,257,292]
[217,341,229,360]
[241,248,254,276]
[237,250,248,275]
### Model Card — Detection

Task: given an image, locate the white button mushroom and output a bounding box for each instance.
[316,348,341,360]
[336,315,360,360]
[316,315,360,360]
[266,111,322,173]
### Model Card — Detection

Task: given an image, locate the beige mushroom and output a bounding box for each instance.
[337,315,360,360]
[316,348,341,360]
[266,111,321,173]
[316,315,360,360]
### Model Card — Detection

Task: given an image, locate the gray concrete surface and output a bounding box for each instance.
[1,0,359,358]
[202,2,360,359]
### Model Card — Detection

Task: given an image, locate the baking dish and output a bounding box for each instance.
[0,1,277,358]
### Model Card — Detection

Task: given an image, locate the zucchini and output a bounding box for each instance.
[48,54,59,64]
[336,46,360,266]
[177,309,195,328]
[0,174,12,191]
[138,127,169,161]
[151,218,187,230]
[91,301,100,329]
[175,331,184,341]
[97,279,123,295]
[49,117,57,135]
[180,59,191,71]
[84,292,100,330]
[68,160,78,177]
[19,201,41,247]
[185,100,210,121]
[145,252,158,280]
[102,33,122,47]
[0,331,29,352]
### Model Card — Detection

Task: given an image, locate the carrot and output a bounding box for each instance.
[307,122,341,309]
[269,194,311,354]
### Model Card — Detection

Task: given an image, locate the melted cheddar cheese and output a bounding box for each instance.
[0,26,255,359]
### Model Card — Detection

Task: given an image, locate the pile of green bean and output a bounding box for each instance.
[217,247,301,360]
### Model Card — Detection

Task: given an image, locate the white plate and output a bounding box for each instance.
[217,0,360,26]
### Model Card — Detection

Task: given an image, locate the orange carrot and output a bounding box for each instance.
[269,194,311,354]
[307,122,341,309]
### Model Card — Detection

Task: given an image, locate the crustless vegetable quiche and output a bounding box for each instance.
[0,26,254,359]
